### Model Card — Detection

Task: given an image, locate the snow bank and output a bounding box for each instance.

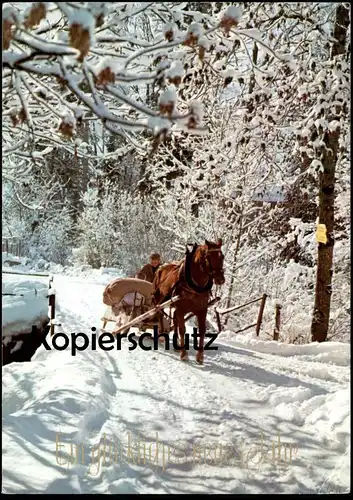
[2,275,49,337]
[2,252,125,286]
[99,267,124,276]
[304,387,350,452]
[219,331,351,366]
[2,252,50,275]
[257,382,350,493]
[56,265,125,285]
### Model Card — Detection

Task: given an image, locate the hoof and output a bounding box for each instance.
[196,353,204,365]
[180,351,189,361]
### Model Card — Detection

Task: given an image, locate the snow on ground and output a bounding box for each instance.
[2,272,350,494]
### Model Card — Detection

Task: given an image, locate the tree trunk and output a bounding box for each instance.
[311,4,350,342]
[311,132,337,342]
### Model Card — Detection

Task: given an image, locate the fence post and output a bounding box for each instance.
[49,294,55,336]
[255,293,267,337]
[49,277,55,336]
[273,303,281,341]
[6,239,9,255]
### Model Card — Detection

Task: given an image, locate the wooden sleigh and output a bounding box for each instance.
[101,277,176,335]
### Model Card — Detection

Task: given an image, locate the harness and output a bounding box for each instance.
[152,244,223,322]
[164,244,223,300]
[179,245,213,294]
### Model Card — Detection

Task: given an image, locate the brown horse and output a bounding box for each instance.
[152,239,225,365]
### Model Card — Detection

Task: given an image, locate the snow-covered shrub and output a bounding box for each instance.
[76,181,177,274]
[27,208,74,265]
[2,181,74,265]
[75,187,105,268]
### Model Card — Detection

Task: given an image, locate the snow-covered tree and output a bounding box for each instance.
[140,3,351,342]
[2,2,246,168]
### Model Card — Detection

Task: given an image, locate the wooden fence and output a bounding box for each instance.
[214,293,268,336]
[273,303,282,341]
[2,238,24,258]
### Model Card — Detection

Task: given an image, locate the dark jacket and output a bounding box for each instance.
[135,263,160,283]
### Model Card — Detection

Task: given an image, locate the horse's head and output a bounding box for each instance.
[195,239,225,286]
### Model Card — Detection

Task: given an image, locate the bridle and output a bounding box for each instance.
[153,244,225,303]
[182,244,224,294]
[200,247,224,280]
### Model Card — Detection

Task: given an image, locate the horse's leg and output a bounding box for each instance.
[176,310,188,361]
[173,310,179,350]
[195,310,207,365]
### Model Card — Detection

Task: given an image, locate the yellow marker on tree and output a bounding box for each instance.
[316,223,328,244]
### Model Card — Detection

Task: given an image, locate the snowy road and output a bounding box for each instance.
[2,275,350,494]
